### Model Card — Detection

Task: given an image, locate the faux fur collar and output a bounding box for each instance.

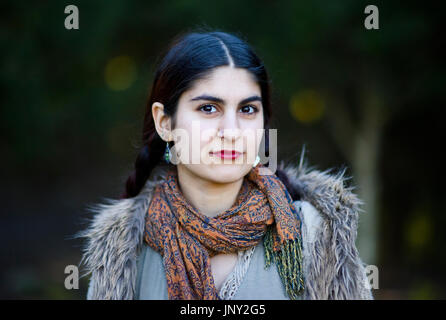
[76,157,372,300]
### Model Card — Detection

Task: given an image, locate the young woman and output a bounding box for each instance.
[77,30,373,300]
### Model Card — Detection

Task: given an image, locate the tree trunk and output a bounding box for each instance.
[353,96,384,266]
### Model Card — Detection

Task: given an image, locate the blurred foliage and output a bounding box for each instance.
[0,0,444,299]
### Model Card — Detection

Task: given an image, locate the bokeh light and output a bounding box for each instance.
[289,90,325,124]
[104,55,137,91]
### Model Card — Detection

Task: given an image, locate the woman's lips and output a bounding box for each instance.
[210,150,243,159]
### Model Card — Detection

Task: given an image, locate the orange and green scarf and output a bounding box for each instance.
[144,164,304,299]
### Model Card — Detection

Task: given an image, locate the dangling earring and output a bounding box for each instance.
[253,155,260,167]
[164,142,172,164]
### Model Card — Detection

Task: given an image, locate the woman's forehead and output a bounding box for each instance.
[184,67,261,102]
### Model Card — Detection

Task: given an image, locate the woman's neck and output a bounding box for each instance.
[176,165,244,218]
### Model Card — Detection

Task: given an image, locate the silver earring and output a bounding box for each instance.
[253,155,260,167]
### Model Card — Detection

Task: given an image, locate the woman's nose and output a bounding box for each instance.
[218,113,241,140]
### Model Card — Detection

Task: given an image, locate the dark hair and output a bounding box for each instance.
[121,28,301,201]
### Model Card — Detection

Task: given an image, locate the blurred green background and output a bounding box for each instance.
[1,0,444,299]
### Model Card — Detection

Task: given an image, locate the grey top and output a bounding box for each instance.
[136,237,295,300]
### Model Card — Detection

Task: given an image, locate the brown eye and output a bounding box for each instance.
[240,105,259,114]
[198,104,217,114]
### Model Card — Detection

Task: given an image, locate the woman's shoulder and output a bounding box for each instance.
[293,200,324,245]
[76,164,169,249]
[278,158,373,299]
[278,158,363,231]
[76,165,169,299]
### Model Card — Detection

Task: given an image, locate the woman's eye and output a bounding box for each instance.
[240,105,259,114]
[199,104,217,114]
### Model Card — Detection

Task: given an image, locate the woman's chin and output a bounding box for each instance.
[186,162,251,183]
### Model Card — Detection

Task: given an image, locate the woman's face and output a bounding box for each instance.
[168,66,264,184]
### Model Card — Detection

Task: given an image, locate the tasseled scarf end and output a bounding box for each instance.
[263,226,305,299]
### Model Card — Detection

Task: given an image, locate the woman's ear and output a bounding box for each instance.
[152,102,172,141]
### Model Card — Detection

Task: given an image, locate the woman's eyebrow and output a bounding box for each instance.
[189,94,262,106]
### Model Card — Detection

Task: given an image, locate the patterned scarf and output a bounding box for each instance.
[143,164,304,300]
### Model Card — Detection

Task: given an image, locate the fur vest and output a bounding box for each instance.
[76,160,373,300]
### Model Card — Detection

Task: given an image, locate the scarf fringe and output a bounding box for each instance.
[263,226,305,299]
